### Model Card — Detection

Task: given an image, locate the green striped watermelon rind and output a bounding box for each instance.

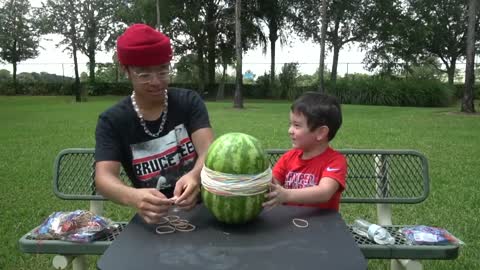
[201,188,266,224]
[204,132,269,175]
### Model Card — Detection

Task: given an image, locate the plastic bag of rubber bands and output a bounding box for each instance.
[399,225,464,246]
[30,210,114,243]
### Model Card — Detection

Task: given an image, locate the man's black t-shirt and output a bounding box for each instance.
[95,88,211,197]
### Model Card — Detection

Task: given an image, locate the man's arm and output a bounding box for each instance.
[188,127,215,178]
[95,161,136,206]
[95,161,173,224]
[174,127,214,208]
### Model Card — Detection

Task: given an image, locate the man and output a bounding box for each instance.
[94,24,214,224]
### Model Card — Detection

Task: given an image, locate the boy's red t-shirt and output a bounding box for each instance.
[272,147,347,211]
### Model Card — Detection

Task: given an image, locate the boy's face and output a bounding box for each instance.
[288,111,327,150]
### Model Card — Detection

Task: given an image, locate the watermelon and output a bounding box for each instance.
[201,132,270,224]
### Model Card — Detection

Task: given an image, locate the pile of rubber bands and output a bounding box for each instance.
[201,166,272,196]
[155,215,196,235]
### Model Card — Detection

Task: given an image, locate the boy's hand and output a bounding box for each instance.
[262,182,289,208]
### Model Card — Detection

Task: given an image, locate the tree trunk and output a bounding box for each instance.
[206,0,216,85]
[234,0,243,109]
[156,0,161,30]
[330,19,340,84]
[216,61,227,100]
[88,54,95,83]
[87,4,96,83]
[331,45,340,83]
[269,24,278,86]
[73,46,81,102]
[197,47,206,94]
[71,22,81,102]
[462,0,477,113]
[447,59,456,85]
[13,61,17,94]
[318,0,327,93]
[11,0,17,94]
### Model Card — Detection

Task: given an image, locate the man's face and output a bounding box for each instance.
[128,63,170,101]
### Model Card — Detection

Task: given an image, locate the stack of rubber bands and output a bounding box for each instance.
[155,215,196,235]
[201,166,272,196]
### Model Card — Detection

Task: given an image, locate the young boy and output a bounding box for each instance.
[262,92,346,211]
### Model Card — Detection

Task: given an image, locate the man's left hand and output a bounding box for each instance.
[172,172,200,210]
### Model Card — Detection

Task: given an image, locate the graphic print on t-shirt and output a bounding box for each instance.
[284,171,317,189]
[130,124,196,190]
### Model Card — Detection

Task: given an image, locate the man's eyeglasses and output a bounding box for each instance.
[131,68,170,84]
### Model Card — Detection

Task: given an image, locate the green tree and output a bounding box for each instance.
[95,63,124,83]
[39,0,82,101]
[360,0,426,77]
[0,0,40,91]
[405,57,444,80]
[77,0,119,83]
[252,0,292,85]
[173,54,200,83]
[408,0,480,85]
[279,62,299,99]
[291,0,368,83]
[0,69,11,81]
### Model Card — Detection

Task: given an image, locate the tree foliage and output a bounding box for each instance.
[39,0,83,101]
[279,62,299,99]
[0,0,40,89]
[290,0,368,83]
[251,0,292,85]
[77,0,120,83]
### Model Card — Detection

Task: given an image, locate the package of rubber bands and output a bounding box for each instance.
[399,225,464,246]
[30,210,114,243]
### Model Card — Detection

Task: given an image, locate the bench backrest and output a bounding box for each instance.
[54,148,429,204]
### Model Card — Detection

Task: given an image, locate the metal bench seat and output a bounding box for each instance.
[19,223,459,260]
[19,222,126,255]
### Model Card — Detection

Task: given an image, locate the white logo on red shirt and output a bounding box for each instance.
[285,172,316,189]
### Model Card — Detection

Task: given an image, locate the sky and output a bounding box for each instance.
[0,0,369,78]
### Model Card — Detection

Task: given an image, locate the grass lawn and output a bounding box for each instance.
[0,95,478,270]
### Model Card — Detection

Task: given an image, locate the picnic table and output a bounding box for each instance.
[97,205,367,270]
[18,148,461,270]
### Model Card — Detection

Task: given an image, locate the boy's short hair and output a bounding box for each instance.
[291,92,342,141]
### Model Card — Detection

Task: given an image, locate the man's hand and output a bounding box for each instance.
[172,172,200,211]
[134,188,173,224]
[262,182,289,209]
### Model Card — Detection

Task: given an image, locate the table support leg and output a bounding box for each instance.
[391,259,423,270]
[73,255,87,270]
[53,255,72,269]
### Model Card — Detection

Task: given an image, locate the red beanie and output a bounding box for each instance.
[116,24,173,66]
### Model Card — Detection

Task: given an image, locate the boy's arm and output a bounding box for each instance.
[281,177,339,204]
[263,177,339,207]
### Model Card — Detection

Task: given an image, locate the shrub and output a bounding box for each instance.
[453,84,480,99]
[0,77,457,107]
[328,77,453,107]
